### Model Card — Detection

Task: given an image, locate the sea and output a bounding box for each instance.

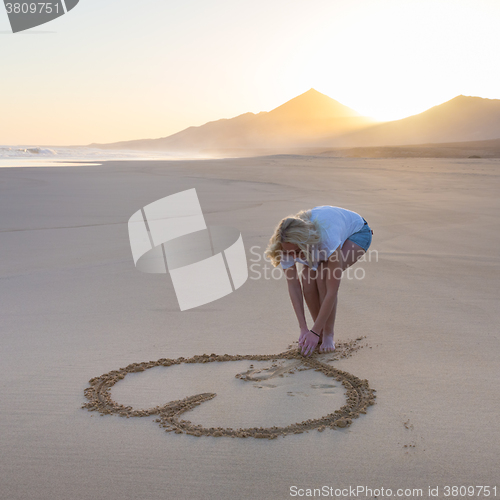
[0,145,204,167]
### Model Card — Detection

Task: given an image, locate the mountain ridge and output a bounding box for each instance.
[89,89,376,152]
[90,90,500,155]
[329,94,500,147]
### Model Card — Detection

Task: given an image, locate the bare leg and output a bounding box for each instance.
[300,265,321,345]
[315,240,366,352]
[341,239,366,271]
[316,262,336,352]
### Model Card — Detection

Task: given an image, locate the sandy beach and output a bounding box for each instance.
[1,156,499,500]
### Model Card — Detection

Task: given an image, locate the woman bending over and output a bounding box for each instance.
[265,205,373,356]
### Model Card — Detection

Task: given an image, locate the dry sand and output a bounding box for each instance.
[1,156,499,499]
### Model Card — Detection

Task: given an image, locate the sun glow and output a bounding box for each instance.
[255,0,500,122]
[2,0,500,143]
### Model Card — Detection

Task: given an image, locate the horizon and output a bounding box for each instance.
[1,0,500,145]
[0,91,495,149]
[86,91,498,148]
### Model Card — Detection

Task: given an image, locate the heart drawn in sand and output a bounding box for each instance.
[82,340,376,440]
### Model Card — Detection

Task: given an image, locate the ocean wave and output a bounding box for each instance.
[0,145,198,161]
[0,146,58,157]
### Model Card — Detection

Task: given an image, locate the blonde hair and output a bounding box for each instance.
[264,209,323,268]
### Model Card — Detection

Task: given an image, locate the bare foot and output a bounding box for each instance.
[319,333,335,353]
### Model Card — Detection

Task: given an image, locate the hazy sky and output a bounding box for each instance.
[1,0,500,145]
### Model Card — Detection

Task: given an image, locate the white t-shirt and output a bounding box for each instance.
[280,205,365,270]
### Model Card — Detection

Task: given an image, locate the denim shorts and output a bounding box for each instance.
[346,218,373,252]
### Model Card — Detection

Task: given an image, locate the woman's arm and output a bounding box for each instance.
[284,264,308,331]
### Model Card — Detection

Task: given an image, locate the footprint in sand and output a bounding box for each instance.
[236,359,302,381]
[311,383,337,394]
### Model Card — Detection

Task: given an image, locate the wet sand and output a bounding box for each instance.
[1,157,499,499]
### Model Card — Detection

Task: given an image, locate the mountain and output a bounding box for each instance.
[328,95,500,147]
[90,89,376,154]
[90,92,500,156]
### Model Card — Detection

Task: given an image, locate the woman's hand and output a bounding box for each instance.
[298,326,309,346]
[300,330,320,357]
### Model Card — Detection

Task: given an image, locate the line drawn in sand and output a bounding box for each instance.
[82,338,376,439]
